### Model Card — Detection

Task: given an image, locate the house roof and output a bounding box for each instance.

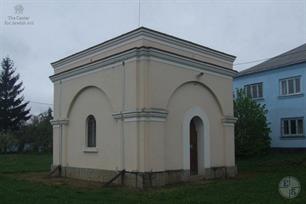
[51,27,236,69]
[236,43,306,78]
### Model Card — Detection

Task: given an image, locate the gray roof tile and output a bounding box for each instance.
[236,43,306,77]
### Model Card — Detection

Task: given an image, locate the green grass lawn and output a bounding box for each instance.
[0,152,306,204]
[0,153,51,173]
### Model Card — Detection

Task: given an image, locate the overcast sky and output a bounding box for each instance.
[0,0,305,115]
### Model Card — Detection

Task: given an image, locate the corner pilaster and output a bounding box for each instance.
[50,119,69,167]
[222,115,237,167]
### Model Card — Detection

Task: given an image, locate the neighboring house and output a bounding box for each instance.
[49,27,237,188]
[234,43,306,149]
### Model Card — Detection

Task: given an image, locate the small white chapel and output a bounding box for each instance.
[50,27,237,188]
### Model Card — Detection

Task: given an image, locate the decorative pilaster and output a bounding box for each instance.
[50,119,69,168]
[222,115,237,167]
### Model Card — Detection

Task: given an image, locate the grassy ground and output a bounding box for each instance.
[0,153,306,203]
[0,153,51,173]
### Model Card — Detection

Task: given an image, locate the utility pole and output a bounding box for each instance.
[138,0,141,27]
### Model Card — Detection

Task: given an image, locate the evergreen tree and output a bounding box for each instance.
[0,57,31,132]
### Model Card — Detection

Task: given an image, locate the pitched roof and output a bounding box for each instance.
[236,43,306,78]
[51,27,236,68]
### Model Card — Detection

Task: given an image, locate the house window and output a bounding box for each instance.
[86,115,96,147]
[244,83,263,99]
[280,76,301,96]
[281,118,304,137]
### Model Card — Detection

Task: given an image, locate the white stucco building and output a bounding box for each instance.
[50,27,237,188]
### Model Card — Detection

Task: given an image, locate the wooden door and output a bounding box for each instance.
[190,119,198,175]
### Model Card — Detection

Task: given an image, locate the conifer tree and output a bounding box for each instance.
[0,57,31,132]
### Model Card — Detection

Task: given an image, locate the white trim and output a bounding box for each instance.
[182,107,211,172]
[60,60,125,82]
[223,123,235,127]
[244,82,263,99]
[143,37,233,66]
[281,117,304,137]
[54,36,143,73]
[50,119,69,126]
[124,117,166,122]
[57,55,233,84]
[112,108,168,122]
[222,115,237,125]
[50,47,237,82]
[82,146,99,153]
[279,76,302,96]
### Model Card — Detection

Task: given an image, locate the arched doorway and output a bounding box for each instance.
[190,118,198,175]
[182,107,211,174]
[189,116,204,175]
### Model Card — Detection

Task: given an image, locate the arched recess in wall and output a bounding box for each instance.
[166,81,224,115]
[165,81,223,172]
[182,106,211,171]
[65,86,114,118]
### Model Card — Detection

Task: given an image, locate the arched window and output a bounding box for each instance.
[86,115,96,147]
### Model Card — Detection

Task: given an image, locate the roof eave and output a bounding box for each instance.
[235,60,306,79]
[51,27,236,69]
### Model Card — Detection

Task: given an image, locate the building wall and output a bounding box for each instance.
[52,56,236,174]
[233,63,306,148]
[147,59,234,171]
[52,59,130,169]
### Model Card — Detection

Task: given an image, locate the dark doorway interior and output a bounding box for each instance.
[190,118,198,175]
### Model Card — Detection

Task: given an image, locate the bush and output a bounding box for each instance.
[234,89,271,157]
[17,108,53,152]
[0,131,18,153]
[0,108,53,153]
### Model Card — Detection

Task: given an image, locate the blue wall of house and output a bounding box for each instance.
[233,62,306,148]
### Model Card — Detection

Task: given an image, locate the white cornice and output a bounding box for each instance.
[49,47,237,82]
[112,108,168,122]
[50,119,69,126]
[51,27,236,69]
[222,115,237,124]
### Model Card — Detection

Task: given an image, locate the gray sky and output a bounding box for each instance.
[0,0,305,115]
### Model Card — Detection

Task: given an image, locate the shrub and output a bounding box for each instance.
[234,89,271,157]
[0,131,18,153]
